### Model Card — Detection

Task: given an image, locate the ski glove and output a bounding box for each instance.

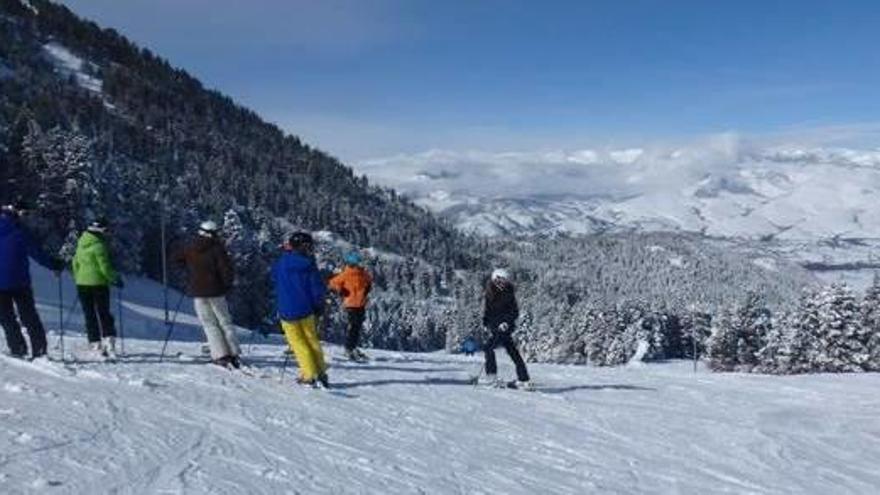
[498,322,510,333]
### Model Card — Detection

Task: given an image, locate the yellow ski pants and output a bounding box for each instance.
[281,315,326,381]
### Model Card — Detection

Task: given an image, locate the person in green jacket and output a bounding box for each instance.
[72,218,123,359]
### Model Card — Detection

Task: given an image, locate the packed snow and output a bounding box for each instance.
[2,266,880,494]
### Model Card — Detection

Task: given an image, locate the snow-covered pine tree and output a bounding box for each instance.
[584,308,612,366]
[604,303,642,365]
[680,308,712,360]
[783,288,823,374]
[707,292,771,372]
[735,292,771,371]
[23,126,98,249]
[757,310,794,374]
[707,306,739,371]
[813,284,865,372]
[860,274,880,371]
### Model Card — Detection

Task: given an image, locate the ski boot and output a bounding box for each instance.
[229,355,242,370]
[296,376,318,388]
[30,355,51,365]
[211,356,232,368]
[89,341,107,360]
[317,372,330,389]
[480,373,503,387]
[516,380,535,391]
[103,337,118,361]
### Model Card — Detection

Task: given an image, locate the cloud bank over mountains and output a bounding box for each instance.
[355,133,880,239]
[358,133,880,200]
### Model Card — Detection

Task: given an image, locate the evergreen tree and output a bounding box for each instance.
[860,274,880,371]
[813,284,865,372]
[707,293,770,372]
[707,307,739,371]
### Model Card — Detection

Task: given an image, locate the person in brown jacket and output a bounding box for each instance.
[173,220,240,368]
[328,251,372,361]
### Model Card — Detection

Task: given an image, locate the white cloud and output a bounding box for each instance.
[355,130,880,206]
[608,148,644,164]
[356,135,750,199]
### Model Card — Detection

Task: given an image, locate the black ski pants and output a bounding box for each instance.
[345,307,366,351]
[77,286,115,343]
[484,327,530,382]
[0,287,48,358]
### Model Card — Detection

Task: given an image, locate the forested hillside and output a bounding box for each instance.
[0,0,485,331]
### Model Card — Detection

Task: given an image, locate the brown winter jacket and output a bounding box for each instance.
[328,266,373,309]
[483,280,519,331]
[173,236,235,298]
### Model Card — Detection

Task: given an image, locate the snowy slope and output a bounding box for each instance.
[43,42,102,94]
[2,267,880,494]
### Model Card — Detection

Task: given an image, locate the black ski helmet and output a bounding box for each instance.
[287,231,315,253]
[1,197,30,217]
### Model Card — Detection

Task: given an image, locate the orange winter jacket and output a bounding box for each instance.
[328,266,373,309]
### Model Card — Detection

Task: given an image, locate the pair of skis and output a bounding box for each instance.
[469,376,534,391]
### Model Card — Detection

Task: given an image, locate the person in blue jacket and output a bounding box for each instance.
[0,200,62,359]
[272,232,329,387]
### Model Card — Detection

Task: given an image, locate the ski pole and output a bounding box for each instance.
[58,275,64,363]
[245,327,261,357]
[279,352,290,383]
[61,295,79,331]
[117,287,125,356]
[277,320,290,383]
[158,291,187,362]
[472,362,484,389]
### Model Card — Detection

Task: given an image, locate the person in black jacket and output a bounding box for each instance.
[173,220,240,368]
[482,268,531,389]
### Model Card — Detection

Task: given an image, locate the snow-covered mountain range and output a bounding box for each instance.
[357,140,880,285]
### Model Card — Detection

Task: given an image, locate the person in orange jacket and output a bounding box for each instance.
[328,251,372,361]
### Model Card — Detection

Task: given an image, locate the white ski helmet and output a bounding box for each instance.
[198,220,219,237]
[491,268,511,282]
[87,218,109,234]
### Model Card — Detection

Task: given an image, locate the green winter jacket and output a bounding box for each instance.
[72,231,118,287]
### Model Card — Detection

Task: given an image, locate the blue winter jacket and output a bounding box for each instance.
[272,251,327,321]
[0,213,57,290]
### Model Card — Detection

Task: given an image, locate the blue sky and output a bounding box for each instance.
[58,0,880,161]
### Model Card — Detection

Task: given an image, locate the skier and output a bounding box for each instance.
[272,232,329,388]
[72,218,123,360]
[481,268,532,390]
[172,221,241,369]
[328,251,372,362]
[0,200,63,359]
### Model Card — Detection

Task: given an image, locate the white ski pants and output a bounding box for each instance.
[193,297,241,360]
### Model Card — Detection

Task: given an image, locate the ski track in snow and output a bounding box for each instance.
[1,265,880,494]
